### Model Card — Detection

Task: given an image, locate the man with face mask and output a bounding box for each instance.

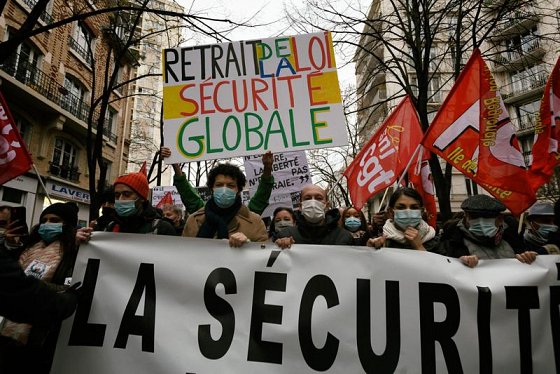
[275,185,353,248]
[523,202,560,255]
[182,163,268,247]
[438,194,537,267]
[106,171,176,235]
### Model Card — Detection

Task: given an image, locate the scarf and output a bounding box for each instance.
[197,196,242,239]
[383,219,436,244]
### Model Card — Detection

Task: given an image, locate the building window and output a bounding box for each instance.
[465,179,478,197]
[513,100,540,131]
[13,113,32,146]
[1,186,24,204]
[3,30,42,85]
[69,22,94,65]
[61,75,89,121]
[50,138,80,182]
[104,108,118,143]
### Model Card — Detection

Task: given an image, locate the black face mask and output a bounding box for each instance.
[102,207,116,217]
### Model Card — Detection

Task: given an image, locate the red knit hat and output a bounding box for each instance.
[113,172,149,200]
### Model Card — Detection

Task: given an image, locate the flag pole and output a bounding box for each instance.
[326,173,346,202]
[32,164,52,205]
[396,143,423,187]
[376,187,391,213]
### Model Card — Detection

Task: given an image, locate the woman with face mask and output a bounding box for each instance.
[0,202,80,373]
[269,207,296,241]
[367,187,438,251]
[438,194,538,268]
[182,163,269,247]
[342,206,372,246]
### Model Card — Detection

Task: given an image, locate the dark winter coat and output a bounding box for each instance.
[277,209,353,246]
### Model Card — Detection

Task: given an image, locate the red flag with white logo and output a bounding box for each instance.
[156,191,174,209]
[0,90,32,185]
[408,147,437,228]
[529,55,560,190]
[422,49,535,215]
[344,96,423,209]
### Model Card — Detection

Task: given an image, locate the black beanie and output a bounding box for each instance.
[40,202,79,227]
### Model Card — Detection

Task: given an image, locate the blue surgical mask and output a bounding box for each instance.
[468,217,498,238]
[537,223,558,239]
[394,209,422,229]
[345,217,362,232]
[114,199,138,217]
[38,222,63,243]
[213,187,237,208]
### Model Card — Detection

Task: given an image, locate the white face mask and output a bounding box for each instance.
[301,199,326,223]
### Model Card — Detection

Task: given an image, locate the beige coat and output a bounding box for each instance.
[183,205,269,242]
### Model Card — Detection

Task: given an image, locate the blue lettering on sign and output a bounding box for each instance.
[51,184,90,202]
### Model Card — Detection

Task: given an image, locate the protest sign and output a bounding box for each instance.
[151,186,184,209]
[53,234,559,373]
[244,150,310,216]
[162,32,347,162]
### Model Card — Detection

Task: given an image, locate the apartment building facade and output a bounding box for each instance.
[354,0,560,217]
[127,0,184,187]
[0,0,136,225]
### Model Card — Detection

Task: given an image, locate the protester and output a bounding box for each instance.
[106,171,176,235]
[182,163,268,247]
[160,147,274,215]
[162,203,185,235]
[523,201,560,254]
[0,202,81,373]
[0,250,78,324]
[275,185,353,248]
[437,194,538,267]
[269,207,296,241]
[366,187,438,251]
[342,206,373,246]
[90,186,115,231]
[0,205,28,254]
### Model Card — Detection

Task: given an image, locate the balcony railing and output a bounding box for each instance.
[495,5,538,33]
[102,122,117,143]
[19,0,54,24]
[49,162,81,182]
[512,113,537,132]
[497,37,543,64]
[0,52,92,123]
[68,36,93,66]
[501,68,548,100]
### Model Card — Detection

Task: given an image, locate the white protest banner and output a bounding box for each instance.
[244,150,310,216]
[53,234,559,373]
[150,186,184,209]
[162,32,348,163]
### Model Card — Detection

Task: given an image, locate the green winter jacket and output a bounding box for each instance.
[173,173,274,215]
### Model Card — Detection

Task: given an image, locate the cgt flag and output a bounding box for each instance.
[422,49,535,215]
[408,146,437,228]
[0,90,32,185]
[529,55,560,191]
[344,96,423,209]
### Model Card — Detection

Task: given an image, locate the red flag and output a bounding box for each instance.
[408,147,437,228]
[422,49,535,215]
[0,90,32,185]
[156,191,174,209]
[139,161,147,176]
[344,96,423,209]
[529,56,560,190]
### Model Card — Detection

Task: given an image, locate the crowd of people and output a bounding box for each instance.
[1,149,559,372]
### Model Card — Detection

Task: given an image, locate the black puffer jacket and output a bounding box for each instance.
[277,209,353,245]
